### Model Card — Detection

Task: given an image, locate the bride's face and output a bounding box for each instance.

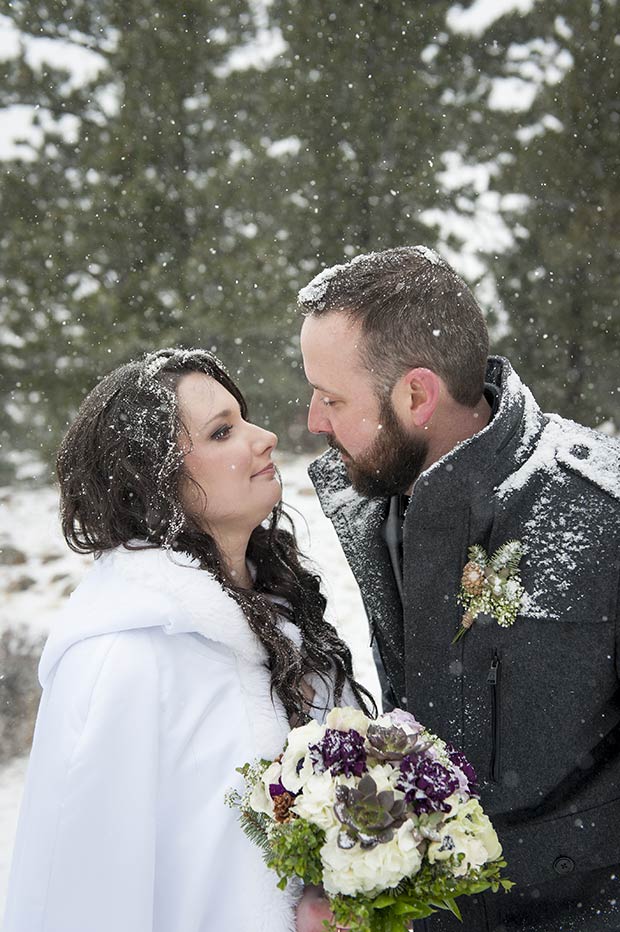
[176,372,280,535]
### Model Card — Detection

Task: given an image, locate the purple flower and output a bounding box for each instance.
[446,744,478,791]
[309,728,368,778]
[397,755,459,814]
[268,779,290,799]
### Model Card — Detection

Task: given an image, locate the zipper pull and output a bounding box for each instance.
[487,651,500,685]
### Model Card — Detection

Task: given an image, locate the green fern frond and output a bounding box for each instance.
[239,809,273,860]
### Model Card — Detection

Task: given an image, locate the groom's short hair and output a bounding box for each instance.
[298,246,489,408]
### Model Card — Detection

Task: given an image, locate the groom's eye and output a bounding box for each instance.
[321,398,335,407]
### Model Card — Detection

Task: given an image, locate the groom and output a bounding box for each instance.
[297,246,620,932]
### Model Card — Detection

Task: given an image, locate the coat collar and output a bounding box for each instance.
[407,357,546,517]
[102,545,268,664]
[39,544,270,688]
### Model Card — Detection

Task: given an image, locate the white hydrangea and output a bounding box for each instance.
[321,821,423,897]
[427,798,502,877]
[325,706,370,736]
[280,719,325,793]
[291,770,341,831]
[366,761,402,793]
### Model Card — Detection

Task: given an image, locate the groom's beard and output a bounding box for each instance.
[327,397,429,498]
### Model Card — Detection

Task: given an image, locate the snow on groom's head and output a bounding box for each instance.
[297,246,489,408]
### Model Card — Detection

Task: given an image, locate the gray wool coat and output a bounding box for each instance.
[309,357,620,932]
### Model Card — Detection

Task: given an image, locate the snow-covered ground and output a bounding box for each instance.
[0,452,380,916]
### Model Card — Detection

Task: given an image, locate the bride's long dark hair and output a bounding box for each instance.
[57,347,376,723]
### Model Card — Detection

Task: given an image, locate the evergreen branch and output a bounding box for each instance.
[467,544,488,567]
[491,540,525,574]
[239,809,273,859]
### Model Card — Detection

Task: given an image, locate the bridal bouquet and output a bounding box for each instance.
[228,707,512,931]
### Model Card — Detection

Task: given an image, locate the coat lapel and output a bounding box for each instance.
[308,450,406,702]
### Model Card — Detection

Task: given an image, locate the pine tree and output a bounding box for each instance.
[439,0,620,426]
[0,0,258,473]
[203,0,462,441]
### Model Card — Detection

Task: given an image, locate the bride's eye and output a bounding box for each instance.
[211,424,233,441]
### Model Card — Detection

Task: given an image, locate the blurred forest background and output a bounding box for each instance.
[1,0,619,481]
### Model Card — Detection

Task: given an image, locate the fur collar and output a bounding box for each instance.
[103,544,270,664]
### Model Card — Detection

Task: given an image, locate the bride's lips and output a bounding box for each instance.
[251,463,276,478]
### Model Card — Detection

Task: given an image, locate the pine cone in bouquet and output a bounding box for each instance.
[461,560,485,596]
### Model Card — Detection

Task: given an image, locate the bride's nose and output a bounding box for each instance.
[253,425,278,453]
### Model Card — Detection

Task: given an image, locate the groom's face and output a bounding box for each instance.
[300,312,428,496]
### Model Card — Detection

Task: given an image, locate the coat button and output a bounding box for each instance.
[553,856,575,875]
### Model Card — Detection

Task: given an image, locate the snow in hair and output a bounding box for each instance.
[297,245,444,309]
[140,347,229,382]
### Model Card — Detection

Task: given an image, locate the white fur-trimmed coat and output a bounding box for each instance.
[5,545,336,932]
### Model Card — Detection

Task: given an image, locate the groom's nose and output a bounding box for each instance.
[307,392,330,434]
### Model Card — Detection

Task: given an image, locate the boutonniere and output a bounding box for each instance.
[453,541,528,643]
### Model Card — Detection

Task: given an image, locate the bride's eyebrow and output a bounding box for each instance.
[201,409,234,431]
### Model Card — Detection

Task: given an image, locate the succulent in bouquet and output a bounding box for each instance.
[227,707,512,932]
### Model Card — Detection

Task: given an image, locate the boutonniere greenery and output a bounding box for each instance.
[453,541,528,643]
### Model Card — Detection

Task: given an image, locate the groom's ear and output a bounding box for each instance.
[393,368,441,428]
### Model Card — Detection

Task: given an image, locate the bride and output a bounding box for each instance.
[4,347,374,932]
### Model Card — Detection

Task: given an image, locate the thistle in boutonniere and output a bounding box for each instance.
[453,541,527,643]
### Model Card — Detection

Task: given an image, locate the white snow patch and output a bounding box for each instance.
[438,151,498,194]
[497,415,620,501]
[554,16,573,41]
[496,419,566,498]
[216,27,286,76]
[92,82,122,121]
[516,113,564,144]
[298,246,444,308]
[22,37,107,91]
[265,136,302,158]
[506,369,540,451]
[447,0,535,38]
[297,251,378,308]
[0,15,19,60]
[420,200,515,256]
[414,245,442,266]
[0,105,80,160]
[0,17,107,90]
[488,76,538,112]
[66,272,101,301]
[319,484,366,516]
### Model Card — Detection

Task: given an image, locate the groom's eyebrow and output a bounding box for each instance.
[309,381,338,395]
